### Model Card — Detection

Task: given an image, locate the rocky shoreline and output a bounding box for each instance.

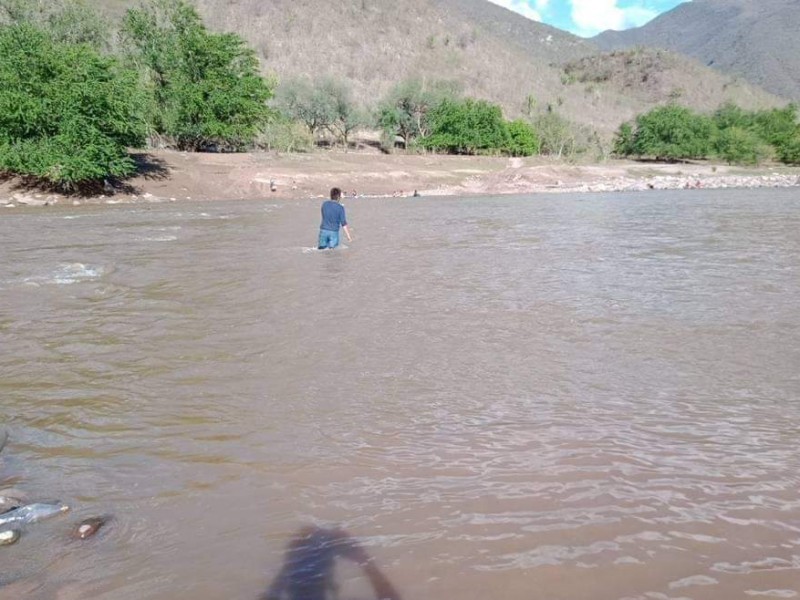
[543,172,800,195]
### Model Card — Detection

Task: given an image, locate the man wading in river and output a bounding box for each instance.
[318,187,353,250]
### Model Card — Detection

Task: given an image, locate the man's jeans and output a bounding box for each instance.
[318,229,340,249]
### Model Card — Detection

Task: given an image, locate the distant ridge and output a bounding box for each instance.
[594,0,800,101]
[100,0,783,135]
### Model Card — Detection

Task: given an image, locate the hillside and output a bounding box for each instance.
[594,0,800,101]
[97,0,782,137]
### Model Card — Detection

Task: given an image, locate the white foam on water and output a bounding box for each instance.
[22,263,105,286]
[712,556,800,574]
[745,591,798,598]
[137,236,178,242]
[669,575,718,589]
[301,244,349,254]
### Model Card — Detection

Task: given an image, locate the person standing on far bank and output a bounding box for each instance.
[318,187,352,250]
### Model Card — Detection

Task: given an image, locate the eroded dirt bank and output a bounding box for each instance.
[2,150,798,207]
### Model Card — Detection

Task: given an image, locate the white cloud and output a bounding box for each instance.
[570,0,658,36]
[487,0,543,22]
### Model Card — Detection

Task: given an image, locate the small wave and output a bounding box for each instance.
[713,556,800,574]
[669,575,718,589]
[136,236,177,242]
[21,263,104,286]
[302,244,349,254]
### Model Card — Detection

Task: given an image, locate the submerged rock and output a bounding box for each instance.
[72,516,109,540]
[0,502,69,527]
[0,496,23,514]
[0,529,20,546]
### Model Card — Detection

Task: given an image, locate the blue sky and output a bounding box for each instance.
[487,0,690,37]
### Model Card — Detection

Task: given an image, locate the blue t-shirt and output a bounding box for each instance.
[320,200,347,232]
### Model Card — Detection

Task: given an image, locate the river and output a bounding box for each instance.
[1,189,799,599]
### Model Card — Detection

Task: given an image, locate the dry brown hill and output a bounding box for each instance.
[97,0,783,137]
[594,0,800,101]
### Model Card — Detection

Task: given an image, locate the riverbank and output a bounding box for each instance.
[2,150,798,207]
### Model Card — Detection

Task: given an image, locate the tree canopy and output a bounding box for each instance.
[376,79,460,149]
[617,102,800,165]
[122,0,274,151]
[0,24,145,187]
[627,104,714,161]
[420,99,510,155]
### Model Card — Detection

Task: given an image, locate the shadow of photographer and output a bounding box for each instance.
[262,526,401,600]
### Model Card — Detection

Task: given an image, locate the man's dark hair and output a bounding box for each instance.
[330,187,342,201]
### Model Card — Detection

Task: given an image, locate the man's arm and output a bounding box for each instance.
[340,205,352,242]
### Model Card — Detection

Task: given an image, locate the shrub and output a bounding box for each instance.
[713,102,754,131]
[612,122,635,156]
[0,25,145,188]
[713,126,769,165]
[505,120,539,157]
[0,0,110,49]
[254,120,314,153]
[533,111,585,158]
[752,104,797,147]
[776,129,800,165]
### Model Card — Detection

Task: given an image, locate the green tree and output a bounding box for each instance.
[273,78,334,137]
[713,102,754,131]
[713,126,768,165]
[751,104,798,147]
[0,25,145,188]
[534,110,584,158]
[316,78,364,149]
[376,79,460,150]
[775,128,800,165]
[274,77,365,148]
[630,105,714,160]
[419,98,510,155]
[612,121,635,156]
[505,120,539,157]
[122,0,273,151]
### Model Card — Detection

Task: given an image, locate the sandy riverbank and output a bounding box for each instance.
[2,150,799,207]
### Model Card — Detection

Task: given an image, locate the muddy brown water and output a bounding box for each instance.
[1,189,800,600]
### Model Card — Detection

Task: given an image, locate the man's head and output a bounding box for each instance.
[330,187,342,202]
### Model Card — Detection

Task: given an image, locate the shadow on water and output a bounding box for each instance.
[262,526,401,600]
